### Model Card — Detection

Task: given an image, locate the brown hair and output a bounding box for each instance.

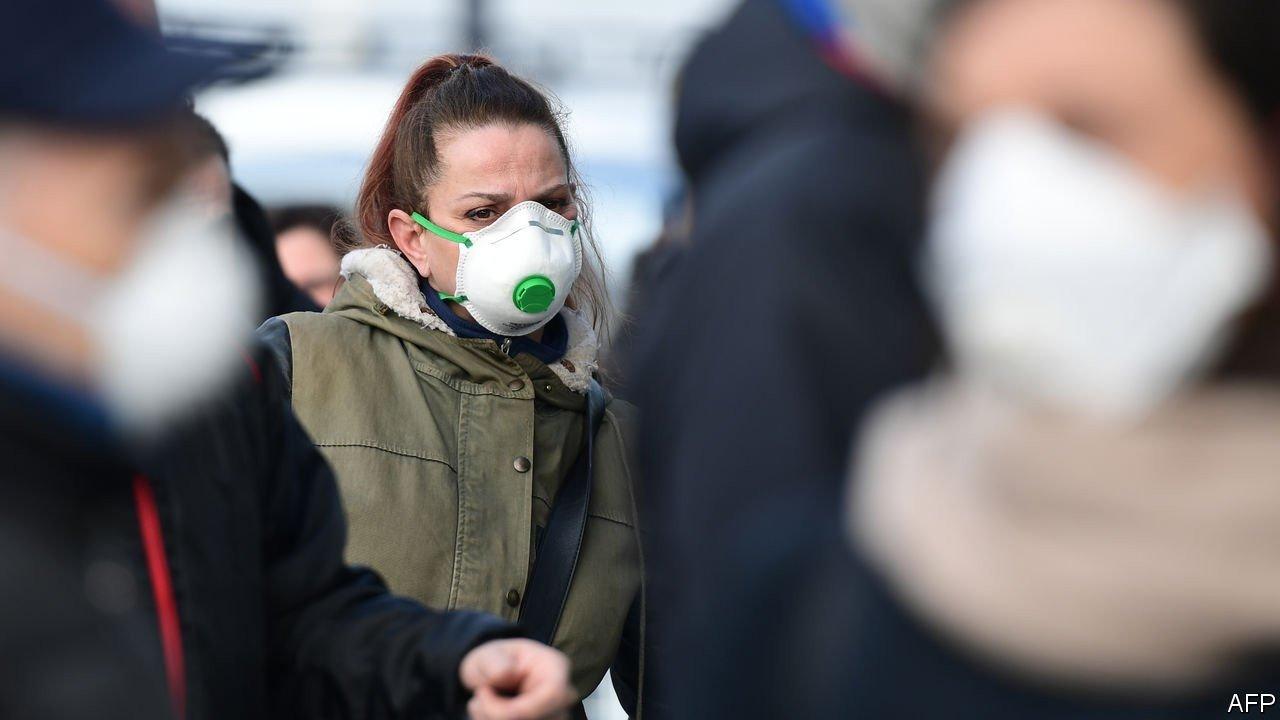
[352,53,614,340]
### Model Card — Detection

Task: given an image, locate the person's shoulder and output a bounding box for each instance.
[259,309,368,349]
[263,308,348,331]
[256,314,292,348]
[255,311,353,397]
[693,115,924,267]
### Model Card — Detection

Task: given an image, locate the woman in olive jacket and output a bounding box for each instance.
[259,54,644,710]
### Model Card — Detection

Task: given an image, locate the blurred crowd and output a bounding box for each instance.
[5,0,1280,718]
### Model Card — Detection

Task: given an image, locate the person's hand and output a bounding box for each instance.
[460,638,576,720]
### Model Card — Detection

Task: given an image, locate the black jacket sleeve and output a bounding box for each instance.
[256,317,293,401]
[255,348,517,719]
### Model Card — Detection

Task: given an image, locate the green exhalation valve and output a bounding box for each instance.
[513,275,556,314]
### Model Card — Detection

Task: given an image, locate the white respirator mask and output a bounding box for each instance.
[412,200,583,337]
[0,190,261,433]
[926,110,1273,420]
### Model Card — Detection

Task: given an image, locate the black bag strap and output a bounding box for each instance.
[519,378,606,645]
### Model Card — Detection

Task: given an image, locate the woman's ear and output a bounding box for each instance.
[388,209,430,276]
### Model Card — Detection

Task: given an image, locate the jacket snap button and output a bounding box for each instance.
[506,588,521,607]
[507,379,525,392]
[513,456,531,473]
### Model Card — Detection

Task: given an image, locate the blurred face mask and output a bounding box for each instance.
[0,190,261,432]
[413,200,582,337]
[926,110,1273,420]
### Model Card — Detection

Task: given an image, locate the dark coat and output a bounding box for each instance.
[627,0,937,716]
[0,345,513,720]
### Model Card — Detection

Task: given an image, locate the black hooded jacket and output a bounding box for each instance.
[0,345,513,720]
[627,0,938,716]
[638,0,938,535]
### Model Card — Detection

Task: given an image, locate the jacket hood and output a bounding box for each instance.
[850,381,1280,694]
[675,0,886,184]
[335,247,600,393]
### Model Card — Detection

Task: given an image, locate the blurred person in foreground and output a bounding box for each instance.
[627,0,942,715]
[258,54,646,715]
[842,0,1280,716]
[271,204,344,308]
[0,2,577,719]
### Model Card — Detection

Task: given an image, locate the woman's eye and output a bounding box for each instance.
[541,199,569,211]
[468,208,495,221]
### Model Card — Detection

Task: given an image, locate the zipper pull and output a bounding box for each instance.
[500,337,513,355]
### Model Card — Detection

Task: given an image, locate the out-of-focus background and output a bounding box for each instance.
[162,0,735,300]
[156,1,735,715]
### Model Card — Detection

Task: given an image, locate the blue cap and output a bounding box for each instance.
[0,0,236,127]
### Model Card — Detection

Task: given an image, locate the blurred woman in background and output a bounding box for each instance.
[259,54,644,714]
[271,204,344,308]
[839,0,1280,716]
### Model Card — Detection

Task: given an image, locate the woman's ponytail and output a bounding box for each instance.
[354,54,494,248]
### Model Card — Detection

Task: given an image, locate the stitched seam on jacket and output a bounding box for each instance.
[313,441,456,471]
[532,494,633,527]
[448,396,470,610]
[411,360,532,399]
[587,512,633,528]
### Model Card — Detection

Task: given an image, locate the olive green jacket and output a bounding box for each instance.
[259,247,642,700]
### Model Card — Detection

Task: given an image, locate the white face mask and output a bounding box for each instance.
[412,200,582,337]
[926,110,1273,420]
[0,190,261,433]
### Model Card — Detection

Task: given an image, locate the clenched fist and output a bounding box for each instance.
[460,639,577,720]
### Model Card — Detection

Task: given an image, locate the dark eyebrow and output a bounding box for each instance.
[456,183,570,205]
[533,183,571,199]
[456,191,512,203]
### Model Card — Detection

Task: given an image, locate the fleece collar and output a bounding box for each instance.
[850,381,1280,694]
[339,247,599,393]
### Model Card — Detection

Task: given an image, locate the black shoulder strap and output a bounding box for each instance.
[519,378,606,645]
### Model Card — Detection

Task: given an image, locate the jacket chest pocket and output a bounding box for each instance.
[319,444,460,612]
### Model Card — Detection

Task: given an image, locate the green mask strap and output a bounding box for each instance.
[438,291,468,303]
[411,212,473,248]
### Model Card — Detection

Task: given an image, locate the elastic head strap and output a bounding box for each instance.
[411,212,473,248]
